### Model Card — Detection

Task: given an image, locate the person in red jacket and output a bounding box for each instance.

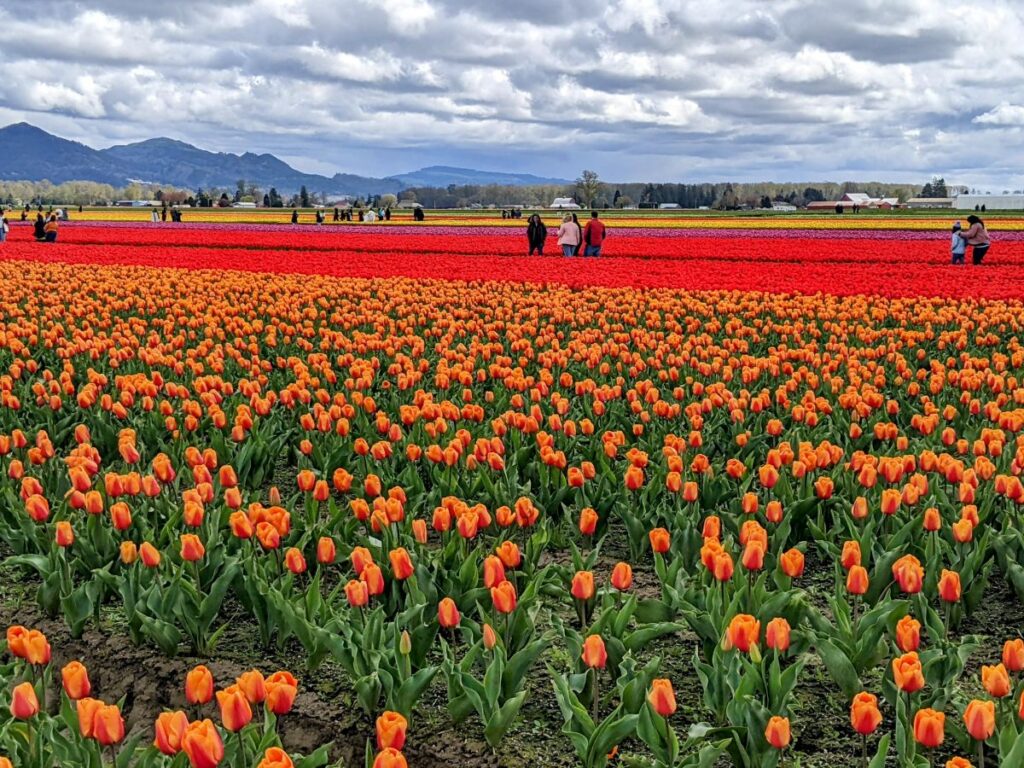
[583,210,607,257]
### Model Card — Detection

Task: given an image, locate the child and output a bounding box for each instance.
[951,221,967,265]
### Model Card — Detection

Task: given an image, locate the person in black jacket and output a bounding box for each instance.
[527,214,547,255]
[33,213,46,240]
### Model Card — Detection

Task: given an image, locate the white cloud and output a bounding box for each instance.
[974,103,1024,127]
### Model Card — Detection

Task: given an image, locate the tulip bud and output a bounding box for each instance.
[581,634,607,669]
[216,685,253,732]
[850,692,882,735]
[182,719,225,768]
[647,678,676,717]
[185,665,214,705]
[913,708,945,749]
[400,630,412,656]
[61,660,92,700]
[610,562,633,591]
[482,623,498,650]
[963,699,995,742]
[154,711,189,756]
[376,710,408,750]
[764,716,790,749]
[10,682,39,719]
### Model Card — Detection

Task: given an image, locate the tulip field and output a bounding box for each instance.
[3,215,1024,768]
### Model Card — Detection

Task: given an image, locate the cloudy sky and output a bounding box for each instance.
[0,0,1022,187]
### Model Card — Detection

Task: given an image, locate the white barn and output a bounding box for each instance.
[550,197,581,209]
[955,194,1024,211]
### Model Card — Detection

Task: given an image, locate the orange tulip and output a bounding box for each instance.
[724,614,760,653]
[229,511,254,539]
[840,540,861,570]
[55,520,75,547]
[814,476,834,499]
[483,555,506,588]
[571,570,595,601]
[913,708,945,749]
[649,528,670,554]
[495,541,521,569]
[92,704,125,746]
[180,533,205,562]
[10,682,39,719]
[892,554,924,594]
[713,551,735,582]
[582,634,608,669]
[376,710,408,750]
[491,581,517,614]
[850,692,882,735]
[140,541,161,568]
[120,540,138,565]
[893,652,925,693]
[362,563,385,596]
[895,616,921,653]
[438,597,460,629]
[77,698,103,738]
[779,548,804,578]
[846,565,869,595]
[701,515,721,540]
[256,747,294,768]
[236,669,267,704]
[982,663,1011,698]
[61,660,92,700]
[350,546,374,575]
[648,678,676,717]
[578,507,598,536]
[345,579,369,607]
[389,547,414,580]
[741,540,765,571]
[182,719,225,768]
[186,665,214,705]
[611,562,633,591]
[765,618,791,653]
[1003,638,1024,672]
[938,569,961,603]
[316,537,336,564]
[23,629,50,665]
[216,685,253,732]
[963,699,995,741]
[372,749,408,768]
[764,716,791,749]
[265,671,298,715]
[482,623,498,650]
[154,710,190,755]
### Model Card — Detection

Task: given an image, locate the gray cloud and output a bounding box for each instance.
[0,0,1021,188]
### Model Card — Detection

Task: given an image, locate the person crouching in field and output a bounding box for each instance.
[43,214,59,242]
[951,221,967,265]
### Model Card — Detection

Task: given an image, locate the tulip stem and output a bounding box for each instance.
[591,668,599,722]
[236,729,246,768]
[861,733,867,768]
[978,739,985,768]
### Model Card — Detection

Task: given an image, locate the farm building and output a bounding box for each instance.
[955,194,1024,210]
[658,203,681,210]
[907,198,954,209]
[772,202,797,212]
[550,197,581,209]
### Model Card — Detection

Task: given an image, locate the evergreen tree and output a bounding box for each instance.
[299,185,310,207]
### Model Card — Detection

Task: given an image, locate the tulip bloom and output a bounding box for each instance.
[846,565,869,595]
[895,616,921,653]
[913,708,945,749]
[724,614,760,653]
[765,618,791,653]
[495,541,521,569]
[257,747,294,768]
[186,665,214,705]
[779,548,804,578]
[850,692,882,735]
[438,597,460,629]
[764,716,791,749]
[963,699,995,741]
[388,547,414,580]
[741,540,765,571]
[362,564,386,596]
[216,685,253,732]
[938,569,961,603]
[140,541,161,568]
[581,634,608,669]
[649,528,670,554]
[982,663,1011,698]
[372,749,409,768]
[55,520,75,547]
[62,660,92,700]
[345,579,369,607]
[154,711,190,755]
[23,630,51,665]
[182,719,225,768]
[491,581,517,614]
[376,710,408,750]
[10,682,39,719]
[840,540,861,570]
[578,507,598,536]
[92,704,126,746]
[236,670,267,704]
[316,537,336,564]
[1003,638,1024,672]
[265,671,298,715]
[610,562,633,591]
[571,570,595,601]
[77,698,103,738]
[892,652,925,693]
[180,533,205,562]
[648,679,676,717]
[483,555,506,588]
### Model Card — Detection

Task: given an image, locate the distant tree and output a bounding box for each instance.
[218,193,231,208]
[802,187,825,203]
[575,170,602,208]
[760,195,772,209]
[263,193,271,207]
[268,187,283,208]
[617,195,634,209]
[921,181,934,197]
[299,185,310,208]
[398,190,417,202]
[380,193,398,208]
[613,189,621,205]
[234,180,246,203]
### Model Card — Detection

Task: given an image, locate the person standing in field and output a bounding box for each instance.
[33,212,45,240]
[151,208,159,223]
[557,213,581,256]
[291,209,299,224]
[527,214,547,255]
[950,221,966,265]
[959,214,990,264]
[583,210,607,257]
[570,213,583,255]
[0,210,9,243]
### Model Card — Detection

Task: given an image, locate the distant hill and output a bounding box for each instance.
[389,165,568,188]
[0,123,569,195]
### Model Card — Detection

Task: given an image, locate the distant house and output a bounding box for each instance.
[396,201,422,210]
[550,197,581,210]
[232,201,257,209]
[907,197,954,209]
[806,201,843,211]
[658,203,681,210]
[841,193,874,206]
[771,202,797,212]
[955,194,1024,210]
[873,198,901,210]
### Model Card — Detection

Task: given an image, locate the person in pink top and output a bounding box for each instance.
[958,214,990,264]
[583,210,607,257]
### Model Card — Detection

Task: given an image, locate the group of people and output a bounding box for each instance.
[291,206,424,224]
[150,207,184,223]
[950,215,990,265]
[526,211,607,257]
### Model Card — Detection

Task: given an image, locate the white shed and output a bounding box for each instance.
[550,197,581,209]
[955,194,1024,210]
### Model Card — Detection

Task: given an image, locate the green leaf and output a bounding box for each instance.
[816,638,862,699]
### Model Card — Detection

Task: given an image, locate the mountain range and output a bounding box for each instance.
[0,123,569,195]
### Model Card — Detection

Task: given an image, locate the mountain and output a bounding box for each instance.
[0,123,570,194]
[387,165,568,188]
